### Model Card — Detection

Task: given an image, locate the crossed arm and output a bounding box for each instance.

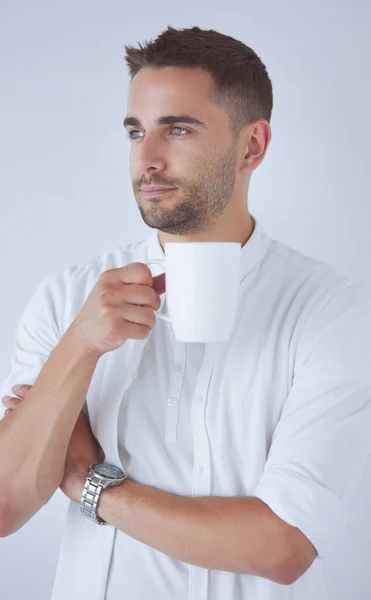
[1,384,316,584]
[95,477,317,585]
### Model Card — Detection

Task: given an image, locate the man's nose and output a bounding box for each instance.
[136,136,167,173]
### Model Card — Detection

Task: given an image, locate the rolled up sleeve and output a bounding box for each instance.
[253,282,371,560]
[0,267,76,421]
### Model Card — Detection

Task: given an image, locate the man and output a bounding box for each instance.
[1,25,371,600]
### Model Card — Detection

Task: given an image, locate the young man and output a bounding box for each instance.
[1,25,371,600]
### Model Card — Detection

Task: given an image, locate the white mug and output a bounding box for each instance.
[144,241,241,342]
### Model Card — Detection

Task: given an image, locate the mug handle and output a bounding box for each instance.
[143,259,171,322]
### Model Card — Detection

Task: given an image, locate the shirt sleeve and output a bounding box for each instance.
[0,267,77,421]
[252,281,371,560]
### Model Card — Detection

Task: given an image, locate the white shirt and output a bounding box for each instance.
[105,320,205,599]
[1,215,371,600]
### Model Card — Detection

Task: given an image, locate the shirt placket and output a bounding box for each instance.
[165,341,186,443]
[188,341,223,600]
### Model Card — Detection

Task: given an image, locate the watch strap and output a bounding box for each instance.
[80,473,107,525]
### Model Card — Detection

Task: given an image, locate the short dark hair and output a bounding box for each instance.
[124,25,273,138]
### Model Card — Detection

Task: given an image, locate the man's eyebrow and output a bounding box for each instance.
[123,115,207,129]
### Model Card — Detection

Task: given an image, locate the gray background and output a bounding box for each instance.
[0,0,370,598]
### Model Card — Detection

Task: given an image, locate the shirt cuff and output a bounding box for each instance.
[252,467,346,560]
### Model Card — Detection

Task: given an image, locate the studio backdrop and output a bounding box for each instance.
[0,1,370,599]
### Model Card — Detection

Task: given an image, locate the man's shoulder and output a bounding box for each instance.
[259,234,371,335]
[71,236,150,282]
[266,237,351,284]
[48,235,151,291]
[32,235,152,326]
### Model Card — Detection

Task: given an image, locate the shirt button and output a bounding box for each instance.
[199,464,204,473]
[167,397,178,406]
[132,371,137,380]
[174,364,182,371]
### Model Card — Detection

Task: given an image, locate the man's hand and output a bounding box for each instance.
[68,265,165,357]
[1,384,105,503]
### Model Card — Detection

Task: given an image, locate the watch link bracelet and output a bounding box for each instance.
[80,463,127,525]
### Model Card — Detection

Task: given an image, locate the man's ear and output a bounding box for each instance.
[238,119,272,175]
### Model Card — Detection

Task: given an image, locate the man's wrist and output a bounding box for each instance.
[60,467,87,504]
[62,324,103,363]
[95,478,133,524]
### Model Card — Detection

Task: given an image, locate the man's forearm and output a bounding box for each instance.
[97,479,293,585]
[0,324,101,536]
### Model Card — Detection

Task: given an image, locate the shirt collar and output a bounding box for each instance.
[145,213,270,282]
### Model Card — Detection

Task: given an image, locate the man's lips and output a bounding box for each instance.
[140,187,178,197]
[140,187,177,192]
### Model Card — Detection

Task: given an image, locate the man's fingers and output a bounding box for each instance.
[2,397,22,409]
[11,384,32,397]
[1,384,33,417]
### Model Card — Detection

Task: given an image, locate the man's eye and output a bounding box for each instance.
[126,129,143,140]
[126,127,190,140]
[170,127,189,136]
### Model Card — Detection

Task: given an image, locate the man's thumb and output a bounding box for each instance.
[152,272,166,296]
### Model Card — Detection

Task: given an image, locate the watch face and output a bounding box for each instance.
[92,463,125,479]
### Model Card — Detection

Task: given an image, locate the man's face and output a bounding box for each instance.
[125,67,239,235]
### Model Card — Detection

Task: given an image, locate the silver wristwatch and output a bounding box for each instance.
[80,463,127,525]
